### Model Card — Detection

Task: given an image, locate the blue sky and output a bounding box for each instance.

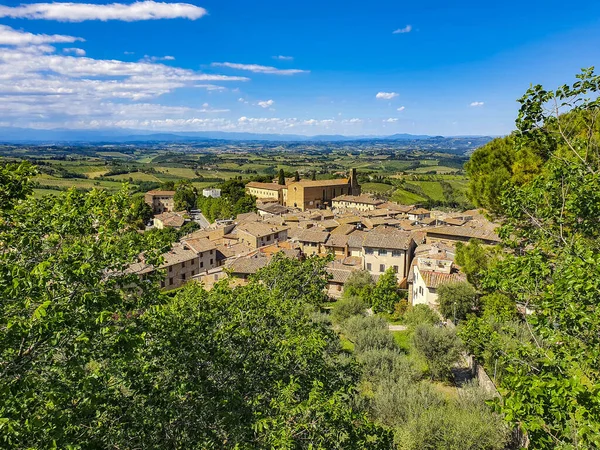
[0,0,599,136]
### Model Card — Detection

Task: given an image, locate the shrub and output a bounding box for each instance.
[437,282,479,322]
[412,325,462,381]
[358,349,420,384]
[343,315,388,340]
[331,296,367,324]
[354,328,398,354]
[403,304,439,326]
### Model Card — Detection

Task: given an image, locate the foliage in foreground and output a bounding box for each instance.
[0,174,391,449]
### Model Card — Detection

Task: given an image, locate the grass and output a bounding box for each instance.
[391,189,427,205]
[32,188,60,198]
[361,182,395,194]
[413,165,461,174]
[408,181,446,201]
[34,174,125,191]
[391,330,412,353]
[339,335,355,352]
[110,172,162,182]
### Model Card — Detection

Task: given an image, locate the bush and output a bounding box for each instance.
[412,325,462,381]
[358,349,420,384]
[437,282,479,322]
[342,270,374,304]
[403,304,439,327]
[331,296,367,324]
[354,328,398,353]
[343,315,388,340]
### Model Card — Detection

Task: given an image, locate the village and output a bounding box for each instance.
[135,169,500,310]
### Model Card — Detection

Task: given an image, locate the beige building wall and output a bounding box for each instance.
[145,193,175,214]
[411,265,439,307]
[246,186,281,201]
[363,249,408,281]
[161,257,200,290]
[237,229,288,249]
[331,200,377,211]
[287,183,353,210]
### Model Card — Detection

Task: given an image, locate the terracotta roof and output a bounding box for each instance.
[421,270,467,289]
[236,212,261,224]
[237,222,289,238]
[324,234,350,248]
[362,228,413,250]
[336,215,361,225]
[425,225,500,243]
[146,190,175,196]
[257,203,288,215]
[246,181,284,191]
[320,219,341,230]
[377,202,413,213]
[297,229,330,243]
[331,223,356,235]
[409,207,430,215]
[443,217,468,226]
[154,212,186,228]
[182,237,217,254]
[228,254,271,275]
[332,194,384,206]
[347,230,367,248]
[288,178,350,187]
[419,217,437,226]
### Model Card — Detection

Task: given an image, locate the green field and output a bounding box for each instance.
[110,172,163,182]
[361,182,395,194]
[391,189,427,204]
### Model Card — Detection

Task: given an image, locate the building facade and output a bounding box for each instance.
[245,182,285,203]
[285,169,361,211]
[145,190,176,214]
[331,194,383,211]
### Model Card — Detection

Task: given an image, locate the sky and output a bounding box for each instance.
[0,0,599,136]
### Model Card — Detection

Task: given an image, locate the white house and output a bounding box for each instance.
[202,188,221,198]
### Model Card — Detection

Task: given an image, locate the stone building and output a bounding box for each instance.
[144,190,175,214]
[285,169,361,211]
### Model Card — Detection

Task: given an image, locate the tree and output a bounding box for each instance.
[461,68,600,448]
[412,325,462,381]
[437,282,478,322]
[129,195,153,229]
[403,304,440,327]
[455,239,495,287]
[371,267,405,314]
[331,295,367,324]
[312,170,317,181]
[0,161,37,210]
[174,180,197,211]
[342,269,374,304]
[294,170,300,182]
[278,168,285,185]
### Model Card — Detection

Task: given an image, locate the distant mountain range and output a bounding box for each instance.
[0,127,494,145]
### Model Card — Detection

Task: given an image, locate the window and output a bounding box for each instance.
[379,264,385,272]
[160,280,165,288]
[366,263,372,271]
[210,259,213,265]
[169,277,174,285]
[392,250,402,257]
[393,265,399,274]
[181,261,185,268]
[365,248,373,255]
[182,273,186,281]
[192,270,195,276]
[200,261,204,268]
[378,249,387,256]
[200,252,203,258]
[169,266,173,273]
[210,250,213,255]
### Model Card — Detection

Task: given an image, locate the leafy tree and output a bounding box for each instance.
[403,304,440,327]
[312,170,317,181]
[174,180,197,211]
[460,68,600,448]
[278,168,285,185]
[232,194,256,216]
[220,178,246,203]
[455,239,496,287]
[412,325,462,381]
[342,269,374,304]
[437,282,479,322]
[480,293,517,321]
[371,267,405,314]
[294,170,300,182]
[331,295,367,324]
[0,161,37,210]
[129,194,153,228]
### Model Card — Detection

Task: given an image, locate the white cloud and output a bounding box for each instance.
[397,106,405,111]
[273,55,293,61]
[470,101,484,107]
[376,91,398,100]
[393,25,412,34]
[0,24,83,46]
[63,47,86,56]
[141,54,175,62]
[212,62,309,75]
[344,118,363,124]
[384,118,398,123]
[257,99,274,108]
[0,1,207,22]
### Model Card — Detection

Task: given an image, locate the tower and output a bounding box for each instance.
[349,168,361,195]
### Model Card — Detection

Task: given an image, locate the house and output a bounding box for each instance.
[227,253,271,283]
[425,225,501,246]
[245,182,285,203]
[284,169,361,211]
[325,257,364,298]
[323,234,350,257]
[202,188,221,198]
[408,208,431,221]
[331,194,384,211]
[236,222,289,249]
[361,227,416,281]
[128,243,201,291]
[181,237,219,272]
[257,202,289,217]
[153,211,187,229]
[145,190,175,214]
[408,244,466,308]
[296,229,330,255]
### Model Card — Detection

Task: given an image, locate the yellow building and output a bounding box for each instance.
[285,169,361,211]
[245,182,285,202]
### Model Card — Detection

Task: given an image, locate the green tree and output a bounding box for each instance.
[129,194,153,228]
[403,304,440,327]
[371,267,405,314]
[412,325,462,381]
[294,170,300,182]
[0,161,37,210]
[342,269,374,304]
[331,295,367,324]
[455,239,495,287]
[174,180,197,211]
[312,170,317,181]
[437,282,479,322]
[278,168,285,185]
